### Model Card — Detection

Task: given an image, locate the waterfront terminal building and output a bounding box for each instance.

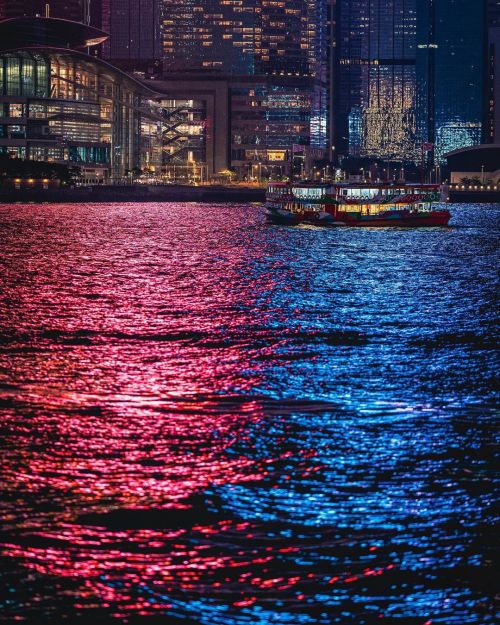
[0,17,163,180]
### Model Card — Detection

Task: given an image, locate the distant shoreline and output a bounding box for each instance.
[0,184,498,204]
[0,184,266,204]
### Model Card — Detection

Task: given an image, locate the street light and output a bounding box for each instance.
[481,165,485,185]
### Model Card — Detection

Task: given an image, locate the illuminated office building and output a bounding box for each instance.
[162,1,327,77]
[162,0,256,73]
[229,76,316,178]
[416,0,487,163]
[332,0,418,162]
[162,0,328,154]
[142,72,317,180]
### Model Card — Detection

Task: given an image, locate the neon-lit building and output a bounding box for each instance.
[0,17,163,178]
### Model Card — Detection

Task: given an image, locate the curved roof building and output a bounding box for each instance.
[0,17,163,178]
[444,144,500,171]
[0,16,108,50]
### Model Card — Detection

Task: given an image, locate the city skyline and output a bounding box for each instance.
[0,0,493,174]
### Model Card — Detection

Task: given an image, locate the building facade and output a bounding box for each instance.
[488,0,500,143]
[163,0,328,172]
[331,0,488,167]
[143,74,230,178]
[416,0,487,163]
[160,98,207,181]
[0,17,163,178]
[141,72,320,180]
[0,0,86,21]
[331,0,418,163]
[101,0,162,67]
[489,0,500,26]
[162,0,256,73]
[229,75,315,178]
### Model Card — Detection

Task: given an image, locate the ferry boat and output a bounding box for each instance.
[266,182,451,227]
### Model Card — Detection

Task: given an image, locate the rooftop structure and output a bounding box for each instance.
[0,16,107,50]
[444,144,500,185]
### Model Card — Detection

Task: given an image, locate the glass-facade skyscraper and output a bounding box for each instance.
[416,0,487,163]
[332,0,418,162]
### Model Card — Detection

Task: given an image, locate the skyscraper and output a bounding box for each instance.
[161,0,326,80]
[162,0,256,73]
[101,0,162,64]
[416,0,487,163]
[488,0,500,142]
[331,0,418,162]
[160,0,329,166]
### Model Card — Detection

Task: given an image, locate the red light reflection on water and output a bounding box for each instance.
[1,530,397,618]
[1,385,399,620]
[3,403,266,509]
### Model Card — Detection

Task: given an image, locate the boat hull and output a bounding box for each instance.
[267,208,451,227]
[265,208,302,225]
[333,210,452,227]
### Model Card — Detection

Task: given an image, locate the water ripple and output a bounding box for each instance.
[0,202,498,624]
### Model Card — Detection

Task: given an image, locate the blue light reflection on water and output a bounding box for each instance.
[0,202,498,624]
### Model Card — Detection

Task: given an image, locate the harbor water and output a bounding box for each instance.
[0,202,498,624]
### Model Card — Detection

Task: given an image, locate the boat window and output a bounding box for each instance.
[292,186,326,199]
